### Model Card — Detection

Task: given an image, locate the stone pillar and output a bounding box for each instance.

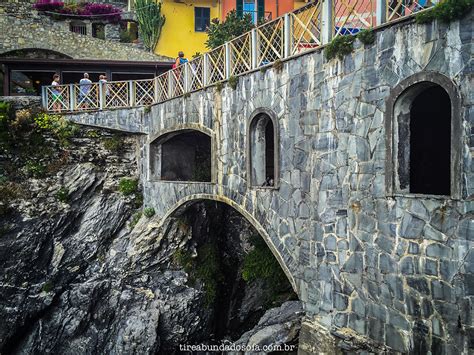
[105,23,121,42]
[85,20,93,38]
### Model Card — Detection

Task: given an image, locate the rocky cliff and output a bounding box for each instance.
[0,100,300,353]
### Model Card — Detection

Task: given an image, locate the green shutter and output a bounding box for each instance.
[257,0,264,20]
[236,0,243,18]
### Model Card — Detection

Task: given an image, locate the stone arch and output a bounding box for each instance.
[247,108,280,188]
[385,72,462,199]
[149,125,215,182]
[0,48,72,59]
[158,193,297,292]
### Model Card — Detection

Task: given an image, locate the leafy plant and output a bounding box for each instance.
[215,82,223,92]
[206,10,254,49]
[143,207,155,218]
[33,0,64,12]
[0,181,22,216]
[34,0,122,22]
[134,0,166,52]
[129,211,142,228]
[416,0,474,24]
[25,161,46,178]
[119,178,138,196]
[56,187,69,202]
[325,35,355,61]
[102,135,122,152]
[241,235,287,292]
[119,29,133,43]
[0,102,13,123]
[272,59,283,72]
[228,76,239,90]
[357,29,375,45]
[173,242,223,306]
[42,281,54,293]
[86,130,100,138]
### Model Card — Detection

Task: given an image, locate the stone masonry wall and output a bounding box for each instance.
[66,13,474,354]
[0,2,171,61]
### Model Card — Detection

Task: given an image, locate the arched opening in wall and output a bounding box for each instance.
[156,199,299,352]
[92,23,105,40]
[70,21,87,36]
[249,112,278,187]
[389,75,460,197]
[150,130,212,182]
[409,86,451,195]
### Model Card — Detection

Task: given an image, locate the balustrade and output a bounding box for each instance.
[42,0,436,113]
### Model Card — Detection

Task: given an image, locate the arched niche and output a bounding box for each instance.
[247,108,280,188]
[149,128,213,183]
[385,72,462,198]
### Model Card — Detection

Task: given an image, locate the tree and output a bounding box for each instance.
[134,0,165,52]
[205,10,254,49]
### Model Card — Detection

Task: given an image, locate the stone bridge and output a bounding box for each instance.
[64,13,473,354]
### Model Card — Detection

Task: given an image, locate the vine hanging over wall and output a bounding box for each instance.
[134,0,166,52]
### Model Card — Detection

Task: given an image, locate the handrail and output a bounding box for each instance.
[41,0,436,113]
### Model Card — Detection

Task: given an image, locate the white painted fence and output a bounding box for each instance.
[42,0,436,112]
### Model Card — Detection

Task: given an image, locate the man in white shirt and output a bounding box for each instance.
[79,73,92,109]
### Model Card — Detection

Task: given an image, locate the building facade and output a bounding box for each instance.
[154,0,308,59]
[0,1,173,96]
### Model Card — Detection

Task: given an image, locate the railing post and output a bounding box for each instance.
[203,53,209,86]
[98,82,104,110]
[41,86,47,110]
[184,63,190,93]
[225,43,231,79]
[167,71,173,99]
[154,77,159,103]
[251,28,258,69]
[129,81,135,107]
[322,0,334,44]
[69,84,74,111]
[284,13,292,58]
[376,0,387,26]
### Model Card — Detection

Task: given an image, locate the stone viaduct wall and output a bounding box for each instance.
[65,13,474,354]
[0,2,169,61]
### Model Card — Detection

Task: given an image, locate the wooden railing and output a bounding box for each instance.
[42,0,437,113]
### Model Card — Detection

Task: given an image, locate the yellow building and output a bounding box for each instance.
[154,0,221,59]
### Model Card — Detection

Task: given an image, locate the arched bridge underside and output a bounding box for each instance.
[65,14,474,354]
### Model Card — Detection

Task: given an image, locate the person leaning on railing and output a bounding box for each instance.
[99,74,109,104]
[51,74,62,113]
[79,73,92,109]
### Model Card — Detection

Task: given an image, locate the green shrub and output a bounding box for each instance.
[228,76,239,90]
[215,82,223,92]
[86,130,100,138]
[325,35,355,61]
[273,59,283,71]
[102,135,122,152]
[42,281,53,293]
[357,29,375,45]
[241,235,287,291]
[0,102,13,123]
[119,178,138,196]
[56,187,69,203]
[0,181,22,216]
[25,161,46,178]
[173,242,223,306]
[143,207,155,218]
[129,211,142,228]
[33,113,79,146]
[416,0,474,24]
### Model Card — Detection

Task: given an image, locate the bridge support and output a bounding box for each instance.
[321,0,334,45]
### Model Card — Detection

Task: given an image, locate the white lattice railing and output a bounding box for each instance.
[42,0,437,113]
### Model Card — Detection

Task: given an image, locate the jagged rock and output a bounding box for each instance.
[231,301,304,354]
